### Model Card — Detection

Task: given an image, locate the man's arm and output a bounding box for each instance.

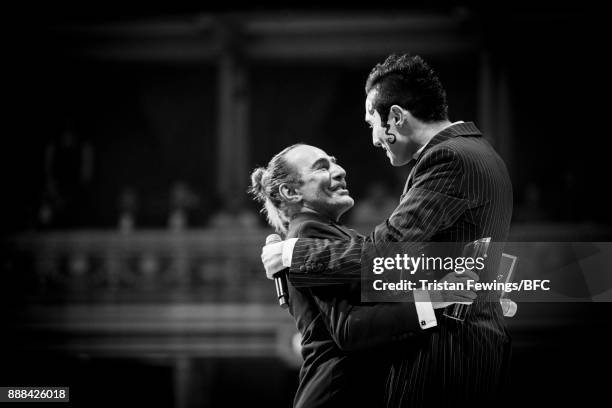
[284,213,479,343]
[313,294,425,352]
[310,270,479,352]
[285,147,471,286]
[289,220,438,337]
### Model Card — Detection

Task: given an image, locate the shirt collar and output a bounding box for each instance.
[412,120,464,159]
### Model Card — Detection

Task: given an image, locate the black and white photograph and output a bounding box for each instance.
[2,2,611,407]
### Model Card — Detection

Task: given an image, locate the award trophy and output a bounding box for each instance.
[443,237,491,321]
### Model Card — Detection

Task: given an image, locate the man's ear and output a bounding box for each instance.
[389,105,406,126]
[279,183,301,203]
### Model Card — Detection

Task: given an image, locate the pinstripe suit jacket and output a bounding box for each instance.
[287,122,513,407]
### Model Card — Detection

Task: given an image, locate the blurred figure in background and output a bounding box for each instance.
[208,196,259,230]
[117,186,139,233]
[168,180,200,231]
[40,127,94,228]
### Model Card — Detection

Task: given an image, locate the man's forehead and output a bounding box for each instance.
[287,145,327,167]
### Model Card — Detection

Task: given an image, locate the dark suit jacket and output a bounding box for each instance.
[287,212,427,408]
[287,122,513,407]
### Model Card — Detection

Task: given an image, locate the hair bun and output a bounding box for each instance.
[249,167,267,202]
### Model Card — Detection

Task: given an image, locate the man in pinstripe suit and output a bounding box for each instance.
[262,54,513,407]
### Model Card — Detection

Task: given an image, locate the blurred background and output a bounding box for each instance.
[2,2,611,407]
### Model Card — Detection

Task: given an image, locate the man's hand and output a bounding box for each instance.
[430,270,480,309]
[261,240,285,279]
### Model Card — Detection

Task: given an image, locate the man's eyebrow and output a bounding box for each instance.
[311,157,330,169]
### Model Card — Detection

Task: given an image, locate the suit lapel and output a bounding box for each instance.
[402,159,418,195]
[329,222,355,239]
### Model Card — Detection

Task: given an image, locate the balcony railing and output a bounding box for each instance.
[4,227,274,303]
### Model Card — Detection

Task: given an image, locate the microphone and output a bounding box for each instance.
[266,234,290,309]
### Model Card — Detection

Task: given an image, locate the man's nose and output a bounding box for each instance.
[331,164,346,180]
[372,134,382,148]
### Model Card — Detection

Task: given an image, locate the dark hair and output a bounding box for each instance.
[248,144,304,235]
[365,54,448,124]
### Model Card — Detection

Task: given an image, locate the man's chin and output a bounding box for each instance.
[337,197,354,212]
[389,157,403,167]
[337,201,354,219]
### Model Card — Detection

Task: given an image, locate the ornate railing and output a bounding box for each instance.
[3,222,610,303]
[3,222,610,361]
[4,227,275,303]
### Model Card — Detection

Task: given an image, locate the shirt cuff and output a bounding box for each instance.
[414,289,437,329]
[281,238,298,268]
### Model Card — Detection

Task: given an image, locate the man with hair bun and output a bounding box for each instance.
[249,143,477,408]
[261,53,514,407]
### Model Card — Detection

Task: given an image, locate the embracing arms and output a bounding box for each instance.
[262,147,471,284]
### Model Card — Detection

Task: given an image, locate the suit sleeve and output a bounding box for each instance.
[293,221,426,350]
[312,293,425,351]
[288,147,473,286]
